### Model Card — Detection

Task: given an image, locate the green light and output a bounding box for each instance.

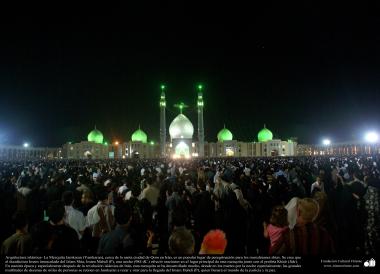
[197,84,203,90]
[88,128,104,144]
[104,142,108,145]
[160,84,166,90]
[131,128,148,143]
[150,141,154,145]
[217,127,233,142]
[257,126,273,142]
[174,102,188,114]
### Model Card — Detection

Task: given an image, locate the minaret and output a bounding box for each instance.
[197,84,205,157]
[159,84,166,157]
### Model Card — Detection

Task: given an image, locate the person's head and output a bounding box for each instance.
[221,168,233,183]
[172,182,183,193]
[62,191,74,206]
[199,229,227,255]
[47,200,65,225]
[95,186,109,203]
[145,176,154,186]
[168,228,195,255]
[131,184,141,198]
[81,191,93,205]
[197,180,206,191]
[297,198,319,225]
[114,203,132,226]
[12,211,28,232]
[269,205,288,227]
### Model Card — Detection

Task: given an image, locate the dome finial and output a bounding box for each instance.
[264,123,266,128]
[174,102,188,114]
[95,124,97,129]
[224,124,226,128]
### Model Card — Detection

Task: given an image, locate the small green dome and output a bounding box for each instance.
[258,125,273,142]
[87,127,104,144]
[131,127,148,143]
[217,126,233,142]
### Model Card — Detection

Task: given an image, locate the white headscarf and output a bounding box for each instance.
[285,197,299,229]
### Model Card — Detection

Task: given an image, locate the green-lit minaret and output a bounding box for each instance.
[159,85,166,157]
[197,84,204,157]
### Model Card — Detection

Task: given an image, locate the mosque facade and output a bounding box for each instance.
[60,87,297,159]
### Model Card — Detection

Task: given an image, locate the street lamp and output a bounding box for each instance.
[23,143,29,148]
[365,131,379,143]
[322,139,331,146]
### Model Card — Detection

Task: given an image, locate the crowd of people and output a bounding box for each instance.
[0,155,379,256]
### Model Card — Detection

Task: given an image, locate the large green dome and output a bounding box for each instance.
[257,125,273,142]
[217,126,233,142]
[87,127,104,144]
[131,127,148,143]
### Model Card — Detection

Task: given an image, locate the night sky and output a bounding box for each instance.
[1,2,380,147]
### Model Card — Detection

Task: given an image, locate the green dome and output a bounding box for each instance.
[258,125,273,142]
[217,126,233,142]
[131,127,148,143]
[87,127,104,144]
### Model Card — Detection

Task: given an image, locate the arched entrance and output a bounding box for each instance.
[271,149,279,156]
[175,141,190,158]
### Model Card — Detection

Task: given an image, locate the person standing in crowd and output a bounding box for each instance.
[311,176,325,195]
[62,191,87,240]
[48,200,80,254]
[192,179,215,251]
[139,176,159,208]
[87,186,115,253]
[289,198,335,255]
[168,227,195,255]
[97,203,133,255]
[1,211,32,255]
[263,205,289,255]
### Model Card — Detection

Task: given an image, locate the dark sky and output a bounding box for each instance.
[1,2,380,147]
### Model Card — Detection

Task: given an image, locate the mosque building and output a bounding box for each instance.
[61,126,109,159]
[61,85,297,159]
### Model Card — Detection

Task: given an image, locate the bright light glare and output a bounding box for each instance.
[322,139,331,145]
[23,143,29,148]
[365,131,379,143]
[114,141,119,145]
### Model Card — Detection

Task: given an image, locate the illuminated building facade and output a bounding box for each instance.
[0,144,60,160]
[296,142,380,156]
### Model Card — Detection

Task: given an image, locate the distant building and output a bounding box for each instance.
[296,142,380,156]
[60,91,298,160]
[204,125,296,157]
[0,144,60,160]
[61,127,109,159]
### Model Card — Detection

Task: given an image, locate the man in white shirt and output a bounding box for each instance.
[311,176,325,194]
[87,188,115,238]
[62,191,87,240]
[139,177,159,207]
